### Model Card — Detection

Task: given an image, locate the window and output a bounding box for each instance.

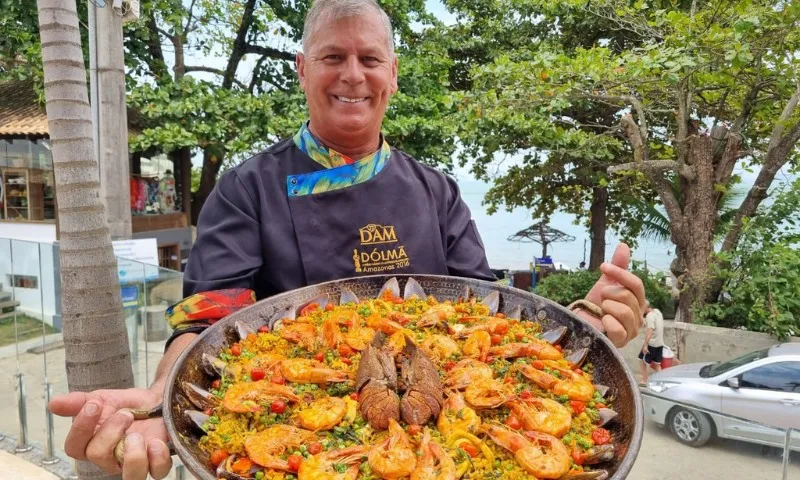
[9,274,38,289]
[740,362,800,393]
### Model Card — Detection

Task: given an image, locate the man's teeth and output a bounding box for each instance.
[336,96,366,103]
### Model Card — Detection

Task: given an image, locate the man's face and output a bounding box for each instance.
[297,12,398,148]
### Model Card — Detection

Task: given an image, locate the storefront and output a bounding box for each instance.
[0,80,193,270]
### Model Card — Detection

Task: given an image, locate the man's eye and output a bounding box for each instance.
[363,57,379,65]
[325,55,341,61]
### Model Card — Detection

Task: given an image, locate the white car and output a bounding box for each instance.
[643,343,800,449]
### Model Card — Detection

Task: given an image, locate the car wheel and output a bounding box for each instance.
[669,407,713,447]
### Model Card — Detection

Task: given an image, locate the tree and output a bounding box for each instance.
[434,0,658,270]
[36,1,133,479]
[459,0,800,322]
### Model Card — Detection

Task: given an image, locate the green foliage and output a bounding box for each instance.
[695,179,800,338]
[534,271,600,306]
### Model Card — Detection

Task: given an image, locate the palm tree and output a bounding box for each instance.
[37,0,133,477]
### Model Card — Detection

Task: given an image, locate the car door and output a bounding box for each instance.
[720,361,800,445]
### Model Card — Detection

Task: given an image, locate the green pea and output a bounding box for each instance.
[255,471,265,480]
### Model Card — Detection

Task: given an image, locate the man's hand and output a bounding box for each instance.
[642,344,649,354]
[573,243,646,347]
[49,388,172,480]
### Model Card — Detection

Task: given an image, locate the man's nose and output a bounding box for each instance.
[341,56,365,85]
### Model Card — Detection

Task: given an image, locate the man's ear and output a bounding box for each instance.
[297,53,306,91]
[391,55,399,94]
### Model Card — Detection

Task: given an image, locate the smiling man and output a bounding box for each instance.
[48,0,646,478]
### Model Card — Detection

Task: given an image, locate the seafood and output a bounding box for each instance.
[299,445,369,480]
[420,335,461,364]
[417,303,456,328]
[367,419,417,479]
[507,398,572,437]
[519,364,594,402]
[489,341,562,360]
[451,317,509,339]
[281,322,318,350]
[411,432,457,480]
[443,359,493,390]
[482,424,571,479]
[222,381,300,413]
[356,333,401,429]
[464,378,514,409]
[296,396,348,431]
[437,391,481,436]
[321,316,344,349]
[398,340,444,426]
[244,425,317,469]
[280,358,352,384]
[462,331,491,362]
[345,325,377,351]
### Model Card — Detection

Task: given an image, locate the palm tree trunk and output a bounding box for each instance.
[37,0,133,477]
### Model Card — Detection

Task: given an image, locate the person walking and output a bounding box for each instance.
[639,300,664,383]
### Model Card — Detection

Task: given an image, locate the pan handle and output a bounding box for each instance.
[113,403,177,465]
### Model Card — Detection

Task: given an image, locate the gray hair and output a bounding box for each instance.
[302,0,395,54]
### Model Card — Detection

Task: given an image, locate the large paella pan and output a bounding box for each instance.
[162,275,643,480]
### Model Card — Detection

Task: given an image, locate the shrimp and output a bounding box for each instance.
[244,425,317,469]
[420,335,461,364]
[296,396,348,431]
[462,331,491,362]
[417,303,456,328]
[437,391,481,436]
[443,359,493,390]
[280,359,352,384]
[298,445,369,480]
[489,341,562,361]
[507,398,572,438]
[321,317,344,349]
[281,322,318,351]
[450,317,509,339]
[368,418,417,479]
[222,381,300,413]
[411,432,457,480]
[481,424,571,479]
[366,312,407,335]
[345,325,376,351]
[464,378,514,409]
[519,364,594,402]
[244,353,286,376]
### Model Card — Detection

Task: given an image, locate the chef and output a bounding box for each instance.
[49,0,646,478]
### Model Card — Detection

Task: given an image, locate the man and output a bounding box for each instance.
[48,0,646,478]
[639,300,665,383]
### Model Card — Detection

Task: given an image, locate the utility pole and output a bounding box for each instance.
[89,0,132,239]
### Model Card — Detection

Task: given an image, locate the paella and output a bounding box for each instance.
[181,278,620,480]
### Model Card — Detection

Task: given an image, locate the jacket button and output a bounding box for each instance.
[292,189,298,195]
[290,177,298,185]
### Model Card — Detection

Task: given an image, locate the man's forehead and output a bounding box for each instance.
[306,12,391,54]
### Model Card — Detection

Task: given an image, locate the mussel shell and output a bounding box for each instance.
[561,470,610,480]
[185,410,210,433]
[201,353,227,378]
[217,455,261,480]
[584,445,615,465]
[235,320,255,340]
[378,277,400,300]
[598,408,619,427]
[541,325,569,345]
[267,305,296,330]
[340,287,360,305]
[404,277,427,300]
[299,294,329,314]
[481,291,500,315]
[505,305,523,321]
[457,285,472,303]
[566,347,589,368]
[181,381,219,410]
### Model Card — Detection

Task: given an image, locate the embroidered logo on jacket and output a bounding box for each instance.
[353,224,409,273]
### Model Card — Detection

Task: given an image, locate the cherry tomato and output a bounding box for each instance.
[571,448,586,466]
[271,374,285,385]
[532,360,545,370]
[503,376,514,384]
[350,392,360,401]
[270,400,286,414]
[230,344,242,357]
[520,390,532,400]
[506,415,522,430]
[490,334,503,345]
[287,454,303,472]
[314,351,325,362]
[308,442,323,455]
[595,403,607,410]
[408,424,422,436]
[258,325,270,333]
[393,297,405,304]
[554,344,563,353]
[574,368,584,375]
[250,368,266,381]
[300,303,319,316]
[459,442,479,458]
[342,358,352,365]
[231,457,253,474]
[592,428,611,445]
[515,333,525,341]
[493,323,509,335]
[570,400,586,415]
[325,303,335,312]
[210,449,229,467]
[211,379,221,389]
[444,361,456,371]
[247,333,258,343]
[485,356,495,363]
[496,313,506,319]
[338,344,354,358]
[203,408,213,416]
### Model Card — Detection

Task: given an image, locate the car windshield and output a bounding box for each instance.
[702,347,771,377]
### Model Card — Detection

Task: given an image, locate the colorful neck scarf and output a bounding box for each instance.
[289,121,392,197]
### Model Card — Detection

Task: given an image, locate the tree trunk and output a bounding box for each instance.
[588,186,608,270]
[191,149,225,224]
[37,1,133,478]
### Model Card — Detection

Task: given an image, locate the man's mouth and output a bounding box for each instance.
[334,95,368,103]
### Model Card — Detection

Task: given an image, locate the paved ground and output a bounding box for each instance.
[0,328,797,480]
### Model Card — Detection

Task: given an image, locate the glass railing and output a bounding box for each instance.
[0,235,797,480]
